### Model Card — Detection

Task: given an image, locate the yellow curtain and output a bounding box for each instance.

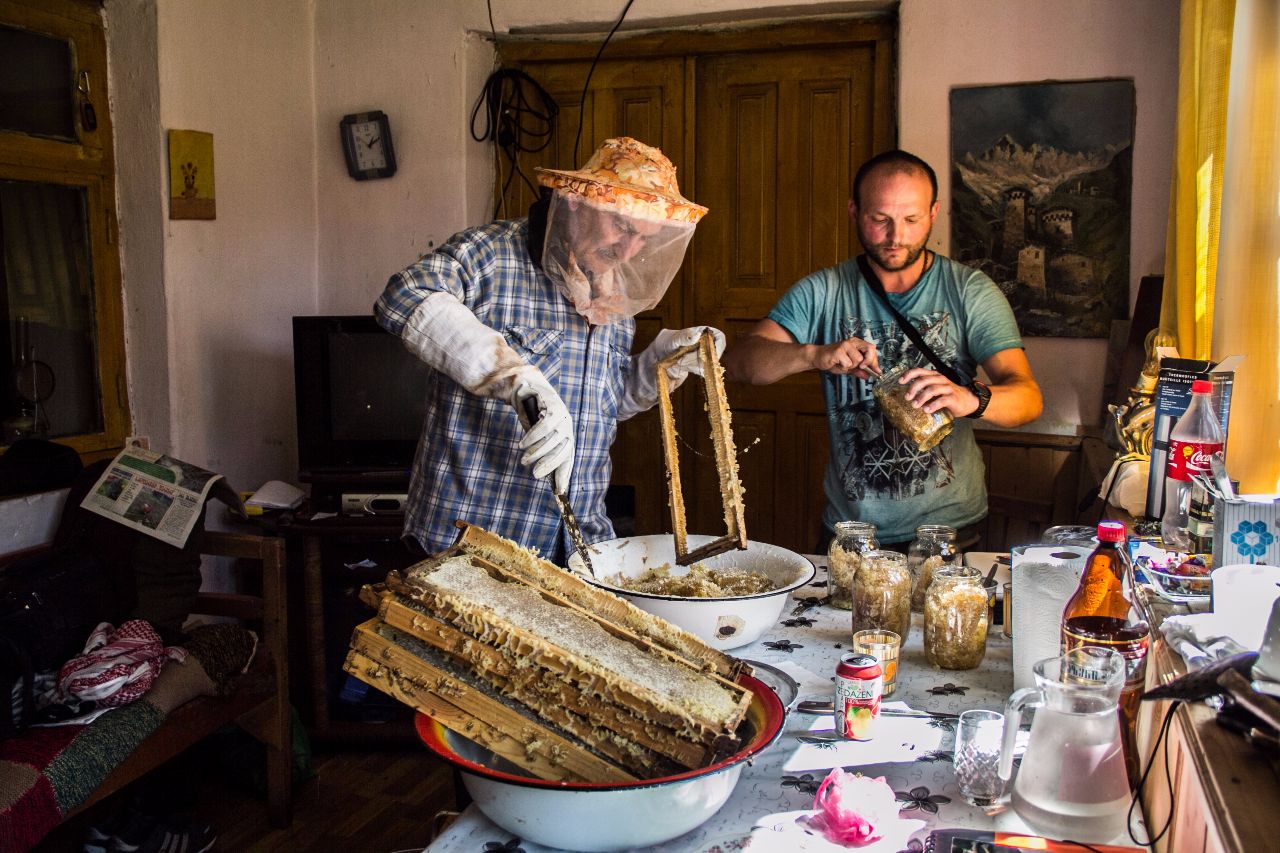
[1212,0,1280,493]
[1160,0,1235,359]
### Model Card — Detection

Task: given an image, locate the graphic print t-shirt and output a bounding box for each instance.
[769,255,1023,542]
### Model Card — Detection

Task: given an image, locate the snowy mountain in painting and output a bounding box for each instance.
[955,134,1120,210]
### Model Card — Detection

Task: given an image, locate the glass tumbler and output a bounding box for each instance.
[853,629,902,696]
[954,709,1006,808]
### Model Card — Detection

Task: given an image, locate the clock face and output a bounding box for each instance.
[351,120,387,170]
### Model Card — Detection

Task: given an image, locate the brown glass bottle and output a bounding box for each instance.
[1059,520,1151,784]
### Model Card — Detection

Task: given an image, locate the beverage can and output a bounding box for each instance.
[834,652,883,739]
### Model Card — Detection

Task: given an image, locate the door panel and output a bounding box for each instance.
[499,22,894,551]
[503,58,687,538]
[691,44,888,552]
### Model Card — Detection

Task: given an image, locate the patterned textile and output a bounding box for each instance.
[57,621,186,707]
[375,217,636,559]
[0,624,256,851]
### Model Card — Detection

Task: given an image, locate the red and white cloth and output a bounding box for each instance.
[57,620,186,707]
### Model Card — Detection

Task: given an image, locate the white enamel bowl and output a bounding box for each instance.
[568,534,817,651]
[415,672,786,851]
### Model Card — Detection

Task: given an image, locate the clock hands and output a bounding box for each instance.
[365,136,380,148]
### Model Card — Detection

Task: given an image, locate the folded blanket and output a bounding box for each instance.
[0,623,256,852]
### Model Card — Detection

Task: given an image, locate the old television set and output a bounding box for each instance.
[292,315,431,506]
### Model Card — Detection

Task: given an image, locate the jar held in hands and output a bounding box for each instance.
[873,363,954,452]
[923,565,989,670]
[827,521,877,610]
[851,549,911,639]
[908,524,960,612]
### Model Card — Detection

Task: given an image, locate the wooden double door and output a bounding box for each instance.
[500,19,895,553]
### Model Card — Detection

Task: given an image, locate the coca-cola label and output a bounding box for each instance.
[1166,439,1224,482]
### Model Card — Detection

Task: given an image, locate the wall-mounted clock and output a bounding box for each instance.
[339,110,397,180]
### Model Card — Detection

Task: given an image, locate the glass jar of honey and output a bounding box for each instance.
[827,521,878,610]
[923,565,989,670]
[908,524,960,612]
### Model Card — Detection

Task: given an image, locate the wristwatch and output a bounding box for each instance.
[966,381,991,419]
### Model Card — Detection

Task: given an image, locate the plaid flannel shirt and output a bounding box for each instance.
[374,218,635,560]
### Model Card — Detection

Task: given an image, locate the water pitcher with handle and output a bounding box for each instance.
[998,647,1131,842]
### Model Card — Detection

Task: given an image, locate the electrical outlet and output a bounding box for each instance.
[126,435,149,450]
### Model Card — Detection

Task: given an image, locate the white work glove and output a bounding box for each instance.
[512,368,575,494]
[402,292,574,492]
[617,326,727,421]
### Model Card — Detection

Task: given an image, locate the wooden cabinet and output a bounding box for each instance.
[1136,639,1280,853]
[273,511,423,741]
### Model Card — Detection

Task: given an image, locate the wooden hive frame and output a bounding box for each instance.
[345,619,636,782]
[388,555,752,739]
[370,591,712,770]
[448,521,744,681]
[655,330,748,565]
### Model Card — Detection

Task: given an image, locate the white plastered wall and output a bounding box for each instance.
[101,0,1177,520]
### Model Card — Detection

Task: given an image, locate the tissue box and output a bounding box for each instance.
[1214,494,1280,567]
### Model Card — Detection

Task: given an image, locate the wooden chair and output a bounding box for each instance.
[60,529,292,826]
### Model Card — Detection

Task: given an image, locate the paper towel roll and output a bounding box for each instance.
[1011,547,1087,691]
[1211,564,1280,650]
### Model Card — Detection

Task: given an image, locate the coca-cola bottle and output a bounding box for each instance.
[1060,520,1151,784]
[1160,379,1223,550]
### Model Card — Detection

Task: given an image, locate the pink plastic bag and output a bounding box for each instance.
[806,767,899,846]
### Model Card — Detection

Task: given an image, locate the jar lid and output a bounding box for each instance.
[933,565,981,583]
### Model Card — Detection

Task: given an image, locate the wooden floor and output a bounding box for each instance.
[35,742,460,853]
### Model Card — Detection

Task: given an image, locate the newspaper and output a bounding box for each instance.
[80,446,243,548]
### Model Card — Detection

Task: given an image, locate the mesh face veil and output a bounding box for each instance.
[542,193,696,325]
[535,137,707,325]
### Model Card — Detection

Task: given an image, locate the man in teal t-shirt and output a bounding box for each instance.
[723,150,1043,547]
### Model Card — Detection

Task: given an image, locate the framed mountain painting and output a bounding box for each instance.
[950,79,1135,338]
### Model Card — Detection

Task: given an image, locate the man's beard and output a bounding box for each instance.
[863,231,931,273]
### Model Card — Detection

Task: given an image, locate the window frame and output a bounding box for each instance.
[0,0,129,461]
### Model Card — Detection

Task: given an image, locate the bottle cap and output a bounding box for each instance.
[1097,520,1127,542]
[1191,379,1212,394]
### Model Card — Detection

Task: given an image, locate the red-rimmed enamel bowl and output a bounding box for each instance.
[415,672,785,851]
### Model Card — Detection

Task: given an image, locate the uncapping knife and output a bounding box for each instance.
[520,397,595,576]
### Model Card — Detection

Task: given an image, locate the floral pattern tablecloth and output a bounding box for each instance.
[423,556,1128,852]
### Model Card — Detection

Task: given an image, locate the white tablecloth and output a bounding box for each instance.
[424,556,1141,852]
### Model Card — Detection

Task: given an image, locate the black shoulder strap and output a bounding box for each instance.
[856,253,970,386]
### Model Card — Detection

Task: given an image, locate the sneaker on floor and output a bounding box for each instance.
[82,807,144,853]
[110,816,216,853]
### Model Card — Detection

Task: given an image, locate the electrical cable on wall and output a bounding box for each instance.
[470,68,559,219]
[573,0,637,167]
[472,0,635,220]
[473,1,559,220]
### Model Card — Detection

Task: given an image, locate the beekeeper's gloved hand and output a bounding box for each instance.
[512,369,574,493]
[401,291,574,492]
[617,326,727,421]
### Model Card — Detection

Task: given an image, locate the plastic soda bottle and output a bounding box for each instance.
[1160,379,1223,551]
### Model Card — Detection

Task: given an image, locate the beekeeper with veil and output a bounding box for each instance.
[375,137,722,563]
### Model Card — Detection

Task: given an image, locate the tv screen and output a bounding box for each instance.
[293,315,432,481]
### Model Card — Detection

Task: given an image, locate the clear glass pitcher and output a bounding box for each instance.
[998,647,1131,842]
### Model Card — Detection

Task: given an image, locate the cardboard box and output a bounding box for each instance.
[1144,350,1242,519]
[1214,493,1280,567]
